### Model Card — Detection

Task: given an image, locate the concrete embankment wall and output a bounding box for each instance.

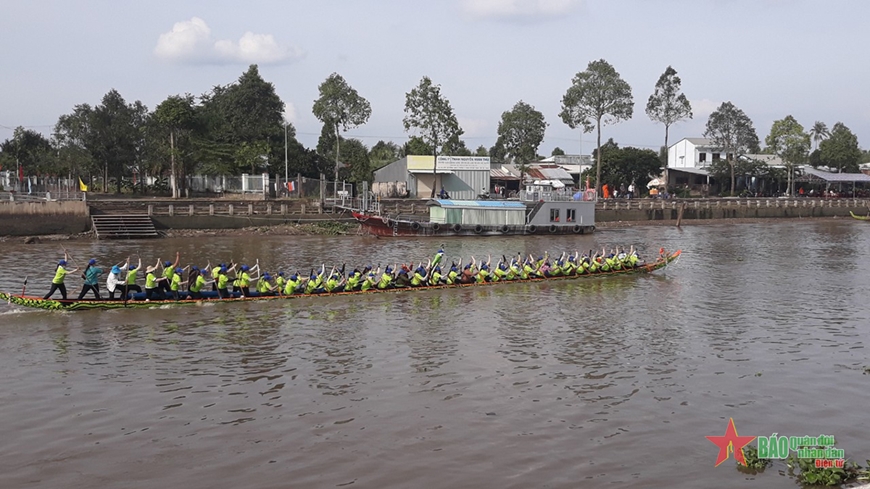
[0,200,91,236]
[595,199,870,222]
[4,197,870,236]
[151,215,355,230]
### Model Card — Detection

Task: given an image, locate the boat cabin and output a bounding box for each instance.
[427,200,527,227]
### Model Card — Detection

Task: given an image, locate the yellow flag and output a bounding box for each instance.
[79,177,88,192]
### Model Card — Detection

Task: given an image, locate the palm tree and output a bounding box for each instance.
[809,121,830,150]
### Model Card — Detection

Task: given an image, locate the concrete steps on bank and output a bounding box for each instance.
[91,214,159,239]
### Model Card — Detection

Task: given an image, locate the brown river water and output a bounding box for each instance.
[1,221,868,489]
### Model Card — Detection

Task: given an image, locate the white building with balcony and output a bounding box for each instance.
[668,138,735,169]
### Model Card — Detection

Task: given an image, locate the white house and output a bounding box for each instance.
[668,138,736,168]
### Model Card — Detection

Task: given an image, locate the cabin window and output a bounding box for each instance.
[698,153,707,164]
[550,208,560,222]
[712,153,721,162]
[566,209,576,222]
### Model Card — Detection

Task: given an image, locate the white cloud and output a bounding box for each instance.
[283,103,298,124]
[461,0,583,20]
[691,98,720,119]
[458,117,489,138]
[154,17,303,65]
[154,17,214,61]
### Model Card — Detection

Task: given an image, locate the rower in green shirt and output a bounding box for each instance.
[257,273,275,296]
[274,272,286,295]
[44,253,77,300]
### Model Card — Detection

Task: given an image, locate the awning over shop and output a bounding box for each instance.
[490,168,521,180]
[795,167,870,183]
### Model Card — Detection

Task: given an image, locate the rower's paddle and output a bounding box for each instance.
[20,276,28,297]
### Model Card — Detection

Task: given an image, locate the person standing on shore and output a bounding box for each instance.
[77,259,103,300]
[44,253,77,300]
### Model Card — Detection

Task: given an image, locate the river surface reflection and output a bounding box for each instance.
[1,221,868,488]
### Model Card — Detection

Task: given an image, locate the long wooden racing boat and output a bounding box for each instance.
[849,211,870,221]
[1,250,680,311]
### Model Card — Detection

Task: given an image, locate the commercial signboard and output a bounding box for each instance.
[406,155,491,171]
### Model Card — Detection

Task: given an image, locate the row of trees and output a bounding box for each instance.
[702,104,864,196]
[1,61,867,197]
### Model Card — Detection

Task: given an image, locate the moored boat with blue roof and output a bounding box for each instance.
[351,190,596,237]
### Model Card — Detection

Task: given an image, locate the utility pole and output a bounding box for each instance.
[284,122,289,194]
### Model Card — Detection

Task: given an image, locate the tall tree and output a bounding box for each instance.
[336,138,372,184]
[819,122,861,174]
[765,115,810,196]
[551,147,566,156]
[703,102,759,196]
[312,73,372,183]
[403,76,463,198]
[809,121,830,150]
[474,145,489,157]
[55,104,99,186]
[489,137,507,165]
[316,122,340,177]
[199,65,285,174]
[559,59,634,192]
[646,66,692,154]
[402,136,433,156]
[0,127,54,178]
[91,90,144,193]
[587,139,662,192]
[442,135,472,156]
[497,100,547,184]
[369,140,402,170]
[154,95,195,198]
[646,66,692,187]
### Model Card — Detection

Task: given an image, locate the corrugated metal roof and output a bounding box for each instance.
[798,167,870,183]
[526,168,545,180]
[432,199,527,209]
[537,167,574,181]
[670,167,709,176]
[490,168,521,180]
[685,137,715,146]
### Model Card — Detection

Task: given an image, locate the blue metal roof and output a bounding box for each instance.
[433,199,527,209]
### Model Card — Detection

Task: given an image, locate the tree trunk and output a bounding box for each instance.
[430,135,438,199]
[595,118,602,195]
[729,158,735,197]
[663,124,670,191]
[104,160,108,194]
[335,123,340,199]
[169,131,177,199]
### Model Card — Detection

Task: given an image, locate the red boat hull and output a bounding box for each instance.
[352,212,594,237]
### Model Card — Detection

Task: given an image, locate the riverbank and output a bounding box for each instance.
[6,214,866,243]
[1,221,358,243]
[594,214,857,228]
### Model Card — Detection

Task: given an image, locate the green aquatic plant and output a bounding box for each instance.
[785,453,867,487]
[740,446,772,471]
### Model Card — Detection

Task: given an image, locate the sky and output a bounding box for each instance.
[2,0,869,157]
